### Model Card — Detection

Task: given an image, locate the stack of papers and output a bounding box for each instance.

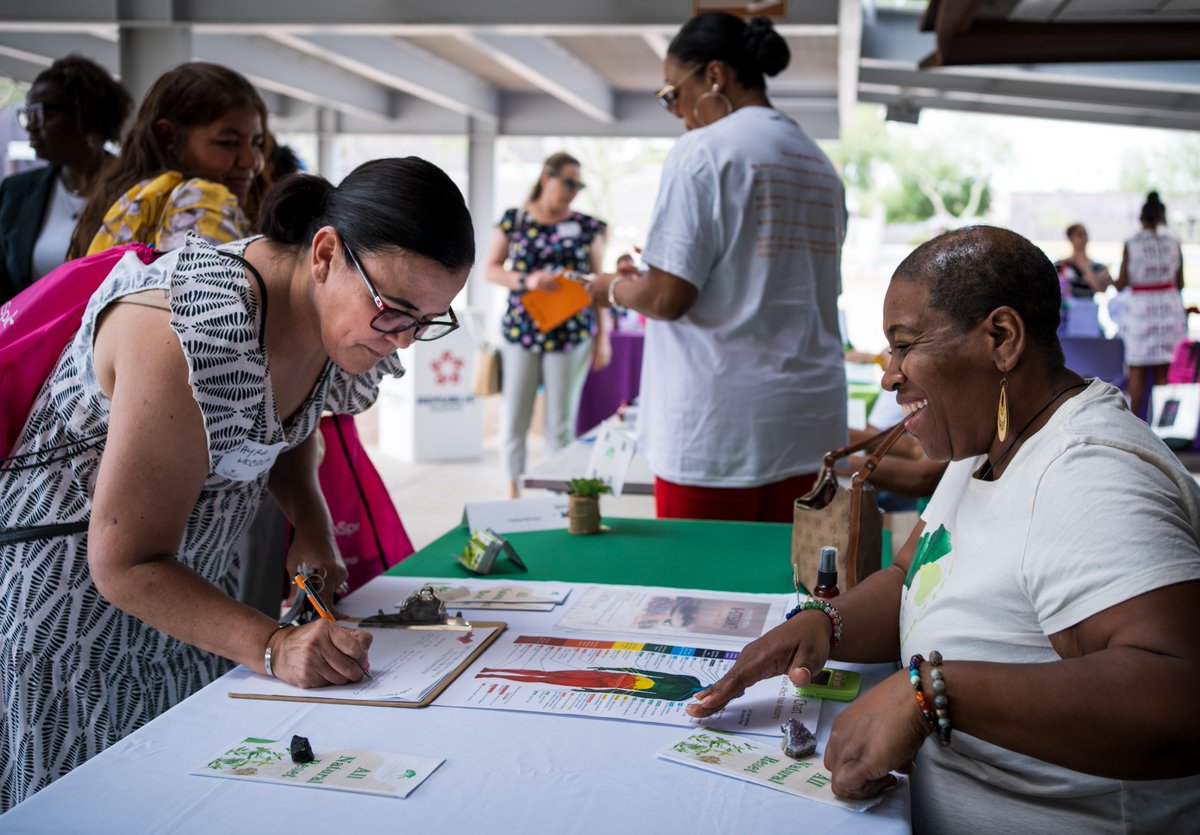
[420,581,572,612]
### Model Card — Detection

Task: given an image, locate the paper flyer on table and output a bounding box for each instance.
[437,632,821,736]
[421,581,571,606]
[227,625,499,703]
[192,736,442,798]
[555,586,780,642]
[585,423,637,497]
[658,728,889,812]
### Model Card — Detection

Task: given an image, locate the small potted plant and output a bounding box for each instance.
[566,477,611,535]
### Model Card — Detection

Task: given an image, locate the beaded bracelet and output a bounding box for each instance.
[908,654,935,731]
[928,650,952,746]
[909,652,953,746]
[784,598,842,650]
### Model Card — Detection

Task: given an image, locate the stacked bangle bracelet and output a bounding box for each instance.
[909,652,952,746]
[784,598,842,650]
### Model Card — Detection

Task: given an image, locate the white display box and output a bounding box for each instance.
[377,327,483,462]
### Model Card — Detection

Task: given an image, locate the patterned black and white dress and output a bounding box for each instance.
[0,234,403,808]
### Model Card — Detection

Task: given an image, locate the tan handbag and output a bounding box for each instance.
[471,345,502,397]
[791,420,909,593]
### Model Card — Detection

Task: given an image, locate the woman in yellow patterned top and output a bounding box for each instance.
[69,62,266,258]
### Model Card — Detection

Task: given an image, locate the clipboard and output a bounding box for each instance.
[521,272,591,332]
[228,621,506,709]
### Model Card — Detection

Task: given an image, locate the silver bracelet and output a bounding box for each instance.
[264,623,294,678]
[608,275,629,313]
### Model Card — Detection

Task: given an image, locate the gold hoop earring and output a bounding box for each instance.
[997,374,1009,442]
[693,84,733,126]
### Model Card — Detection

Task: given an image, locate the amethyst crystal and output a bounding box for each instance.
[780,718,817,759]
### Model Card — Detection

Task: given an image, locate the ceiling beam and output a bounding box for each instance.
[193,33,397,121]
[0,31,117,73]
[270,32,499,123]
[460,32,615,123]
[920,21,1200,68]
[858,85,1200,133]
[859,60,1200,113]
[0,0,842,28]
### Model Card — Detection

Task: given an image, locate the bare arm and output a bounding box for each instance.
[1176,247,1185,291]
[686,523,923,718]
[89,303,370,686]
[839,453,946,498]
[1115,244,1130,291]
[586,265,699,321]
[268,431,347,593]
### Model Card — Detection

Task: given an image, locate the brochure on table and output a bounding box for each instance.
[436,631,822,737]
[555,586,782,642]
[193,736,443,798]
[419,581,572,612]
[659,728,890,813]
[585,423,637,497]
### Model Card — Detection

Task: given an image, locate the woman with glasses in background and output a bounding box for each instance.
[0,158,473,809]
[484,151,611,498]
[588,12,847,523]
[0,54,131,302]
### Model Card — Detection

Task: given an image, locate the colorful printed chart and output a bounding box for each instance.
[438,633,822,736]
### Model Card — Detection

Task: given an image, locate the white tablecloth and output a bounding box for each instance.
[1,577,911,833]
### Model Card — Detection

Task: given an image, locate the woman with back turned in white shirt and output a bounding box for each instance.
[588,12,847,522]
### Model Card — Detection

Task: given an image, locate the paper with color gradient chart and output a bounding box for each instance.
[192,736,443,798]
[437,633,822,736]
[659,727,891,813]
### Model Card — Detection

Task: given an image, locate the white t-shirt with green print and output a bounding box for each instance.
[901,379,1200,834]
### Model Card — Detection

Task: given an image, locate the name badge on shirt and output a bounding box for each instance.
[556,220,582,240]
[214,440,288,481]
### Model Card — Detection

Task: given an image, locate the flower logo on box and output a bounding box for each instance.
[431,350,464,385]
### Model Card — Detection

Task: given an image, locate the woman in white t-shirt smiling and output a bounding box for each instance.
[588,12,847,522]
[688,226,1200,833]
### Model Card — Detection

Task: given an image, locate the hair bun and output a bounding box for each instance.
[1146,190,1163,206]
[743,16,790,77]
[258,173,334,246]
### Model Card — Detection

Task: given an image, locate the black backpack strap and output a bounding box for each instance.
[217,249,269,349]
[0,520,89,546]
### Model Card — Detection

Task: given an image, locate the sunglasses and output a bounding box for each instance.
[553,175,586,192]
[655,64,704,110]
[343,243,459,340]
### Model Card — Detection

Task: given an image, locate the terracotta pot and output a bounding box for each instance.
[567,494,601,535]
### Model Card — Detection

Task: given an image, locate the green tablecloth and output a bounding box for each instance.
[387,518,894,594]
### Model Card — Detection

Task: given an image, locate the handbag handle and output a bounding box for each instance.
[843,419,910,589]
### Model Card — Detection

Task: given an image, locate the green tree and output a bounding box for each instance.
[824,106,1007,226]
[1118,135,1200,200]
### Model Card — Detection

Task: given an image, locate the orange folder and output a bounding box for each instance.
[521,272,592,333]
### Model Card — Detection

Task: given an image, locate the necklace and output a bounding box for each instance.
[979,381,1088,481]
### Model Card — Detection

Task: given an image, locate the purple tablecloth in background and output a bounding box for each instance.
[575,331,644,436]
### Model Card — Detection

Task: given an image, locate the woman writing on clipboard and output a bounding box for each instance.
[483,151,611,499]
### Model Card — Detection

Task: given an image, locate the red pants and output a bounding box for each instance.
[654,472,818,524]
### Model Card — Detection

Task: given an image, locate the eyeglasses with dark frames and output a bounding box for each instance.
[655,64,704,110]
[343,243,459,340]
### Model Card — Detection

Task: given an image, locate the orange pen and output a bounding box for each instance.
[293,573,373,680]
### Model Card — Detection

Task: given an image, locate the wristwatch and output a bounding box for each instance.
[516,274,527,292]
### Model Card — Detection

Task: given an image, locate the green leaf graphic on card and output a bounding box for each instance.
[673,731,758,763]
[903,524,952,590]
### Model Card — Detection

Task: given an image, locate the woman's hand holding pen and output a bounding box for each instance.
[265,619,373,688]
